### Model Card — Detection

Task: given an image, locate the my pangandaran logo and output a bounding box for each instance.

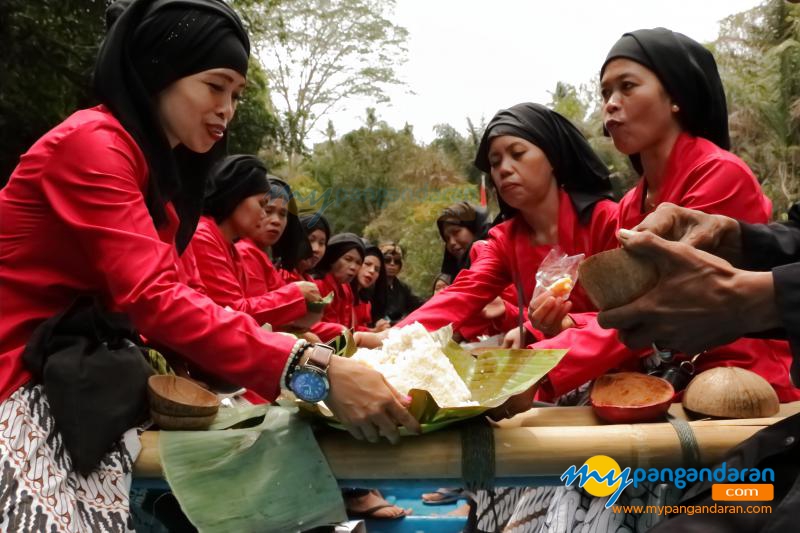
[561,455,775,508]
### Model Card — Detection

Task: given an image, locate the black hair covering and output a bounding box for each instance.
[317,233,365,274]
[265,176,312,272]
[431,272,452,295]
[203,155,270,223]
[299,211,331,242]
[474,103,613,224]
[436,202,490,278]
[95,0,250,252]
[600,28,730,174]
[353,238,387,304]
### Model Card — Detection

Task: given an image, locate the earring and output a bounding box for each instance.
[671,104,680,113]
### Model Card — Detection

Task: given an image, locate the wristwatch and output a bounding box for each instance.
[289,343,334,403]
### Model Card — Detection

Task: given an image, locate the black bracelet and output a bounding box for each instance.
[284,342,312,389]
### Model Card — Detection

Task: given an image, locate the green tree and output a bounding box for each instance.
[0,0,108,184]
[226,59,282,158]
[715,0,800,216]
[239,0,409,174]
[430,119,484,184]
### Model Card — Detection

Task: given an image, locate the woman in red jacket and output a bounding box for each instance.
[353,241,391,332]
[528,28,798,406]
[193,155,321,328]
[0,2,417,529]
[315,234,366,329]
[281,212,331,282]
[356,103,618,349]
[491,28,800,533]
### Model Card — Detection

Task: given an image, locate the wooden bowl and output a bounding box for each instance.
[684,367,779,419]
[579,248,659,310]
[151,410,217,431]
[591,372,674,423]
[148,375,220,417]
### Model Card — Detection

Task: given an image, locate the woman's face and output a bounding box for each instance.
[228,193,267,240]
[331,249,363,284]
[601,58,680,156]
[307,229,327,267]
[383,252,402,279]
[433,279,449,294]
[252,196,288,247]
[357,255,382,289]
[442,224,475,259]
[488,136,557,210]
[157,68,246,153]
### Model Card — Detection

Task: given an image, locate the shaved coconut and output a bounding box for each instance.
[352,322,476,407]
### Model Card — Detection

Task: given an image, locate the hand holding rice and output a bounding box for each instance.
[351,323,477,407]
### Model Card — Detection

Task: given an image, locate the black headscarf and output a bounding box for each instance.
[317,233,365,275]
[265,176,312,272]
[474,103,613,224]
[600,28,730,174]
[203,155,270,224]
[300,211,331,242]
[436,202,490,278]
[353,238,387,304]
[95,0,250,252]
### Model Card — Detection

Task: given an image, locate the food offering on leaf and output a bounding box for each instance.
[590,372,674,424]
[352,322,477,408]
[546,276,573,298]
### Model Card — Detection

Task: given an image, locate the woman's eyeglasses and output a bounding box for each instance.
[384,256,402,266]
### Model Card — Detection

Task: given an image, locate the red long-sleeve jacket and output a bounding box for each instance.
[398,189,619,333]
[191,217,306,327]
[535,133,800,402]
[315,273,357,330]
[0,106,297,402]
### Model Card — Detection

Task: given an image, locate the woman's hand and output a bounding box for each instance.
[298,331,321,344]
[372,319,390,333]
[481,297,508,320]
[326,355,421,443]
[294,281,322,303]
[527,292,575,338]
[501,326,532,349]
[354,330,388,348]
[486,384,538,421]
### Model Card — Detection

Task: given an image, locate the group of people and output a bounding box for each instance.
[1,0,800,531]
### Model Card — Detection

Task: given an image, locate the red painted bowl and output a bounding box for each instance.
[590,372,674,423]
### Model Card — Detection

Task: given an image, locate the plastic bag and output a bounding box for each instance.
[532,248,584,301]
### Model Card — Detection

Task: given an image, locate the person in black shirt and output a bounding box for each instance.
[370,242,422,324]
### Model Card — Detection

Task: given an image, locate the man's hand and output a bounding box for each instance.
[631,203,743,265]
[326,355,421,444]
[528,292,575,337]
[598,229,779,354]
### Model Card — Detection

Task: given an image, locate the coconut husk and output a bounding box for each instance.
[684,367,780,419]
[579,248,659,310]
[148,375,220,417]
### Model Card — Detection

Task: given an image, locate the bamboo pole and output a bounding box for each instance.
[134,404,798,480]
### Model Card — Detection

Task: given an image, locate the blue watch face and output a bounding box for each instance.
[290,369,329,403]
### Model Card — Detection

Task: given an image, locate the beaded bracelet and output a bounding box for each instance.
[282,340,312,390]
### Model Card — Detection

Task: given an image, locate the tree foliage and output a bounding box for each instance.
[0,0,108,184]
[239,0,409,172]
[714,0,800,216]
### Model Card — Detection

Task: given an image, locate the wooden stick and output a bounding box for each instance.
[134,405,795,480]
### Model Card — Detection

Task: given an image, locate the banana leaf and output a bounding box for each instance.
[301,325,568,434]
[160,405,346,532]
[307,291,334,313]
